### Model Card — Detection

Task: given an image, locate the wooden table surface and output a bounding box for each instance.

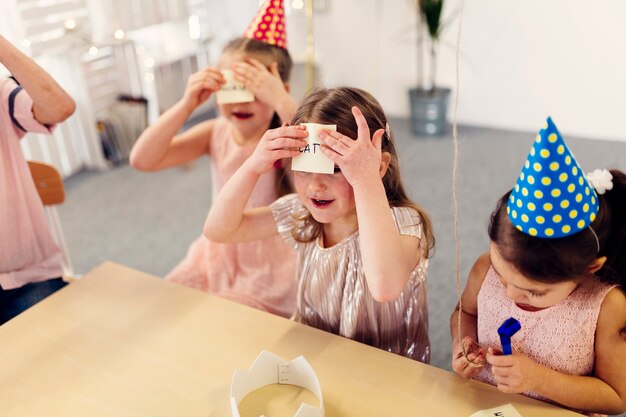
[0,262,580,416]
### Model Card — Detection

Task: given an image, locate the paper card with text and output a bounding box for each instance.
[469,403,523,417]
[216,69,254,104]
[291,123,337,174]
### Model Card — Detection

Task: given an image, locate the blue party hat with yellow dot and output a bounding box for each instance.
[507,117,598,238]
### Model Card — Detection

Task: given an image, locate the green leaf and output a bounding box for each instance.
[420,0,444,40]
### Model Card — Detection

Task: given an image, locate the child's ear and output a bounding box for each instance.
[379,152,391,178]
[284,82,291,93]
[587,256,607,273]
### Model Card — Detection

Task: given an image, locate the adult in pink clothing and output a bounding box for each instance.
[0,35,76,324]
[129,37,297,318]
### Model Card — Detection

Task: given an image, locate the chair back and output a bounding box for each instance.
[27,161,76,279]
[27,161,65,205]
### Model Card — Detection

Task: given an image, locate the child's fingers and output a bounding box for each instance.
[273,148,302,159]
[496,383,515,394]
[206,72,226,85]
[455,359,481,379]
[197,66,214,76]
[264,125,307,144]
[203,79,222,91]
[319,144,342,161]
[192,72,222,90]
[189,74,208,88]
[488,347,503,355]
[490,365,510,378]
[270,62,280,77]
[372,128,384,152]
[246,58,269,72]
[273,124,307,138]
[351,106,371,141]
[233,62,255,78]
[319,131,349,155]
[267,137,307,150]
[319,129,351,145]
[486,351,511,367]
[201,67,225,82]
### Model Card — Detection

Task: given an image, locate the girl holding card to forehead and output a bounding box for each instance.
[205,87,435,363]
[130,0,298,318]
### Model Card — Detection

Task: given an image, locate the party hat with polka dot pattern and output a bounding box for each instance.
[507,117,598,238]
[243,0,288,49]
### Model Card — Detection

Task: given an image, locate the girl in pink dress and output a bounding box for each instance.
[130,7,298,317]
[205,87,435,363]
[451,118,626,417]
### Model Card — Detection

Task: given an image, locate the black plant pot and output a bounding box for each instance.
[408,87,451,136]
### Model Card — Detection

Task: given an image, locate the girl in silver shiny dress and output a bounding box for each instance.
[205,87,435,362]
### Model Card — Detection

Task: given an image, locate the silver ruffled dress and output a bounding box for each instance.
[271,194,430,363]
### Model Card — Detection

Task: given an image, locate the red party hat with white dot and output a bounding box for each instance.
[243,0,288,49]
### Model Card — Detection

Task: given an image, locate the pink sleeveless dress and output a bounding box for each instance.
[166,117,296,318]
[477,266,614,416]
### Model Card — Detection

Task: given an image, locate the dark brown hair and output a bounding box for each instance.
[289,87,435,258]
[488,169,626,287]
[223,37,294,196]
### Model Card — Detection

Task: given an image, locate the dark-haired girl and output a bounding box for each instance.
[451,118,626,416]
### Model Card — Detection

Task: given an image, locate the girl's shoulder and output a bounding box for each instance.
[184,116,228,157]
[177,117,219,145]
[390,205,423,236]
[469,252,492,288]
[598,286,626,322]
[271,193,300,210]
[390,205,419,218]
[593,286,626,404]
[269,194,309,248]
[270,193,303,225]
[204,116,229,139]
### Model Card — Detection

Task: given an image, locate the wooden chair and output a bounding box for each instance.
[27,161,76,280]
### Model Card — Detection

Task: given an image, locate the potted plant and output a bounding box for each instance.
[409,0,451,136]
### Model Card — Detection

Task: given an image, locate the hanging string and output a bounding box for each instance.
[452,0,474,362]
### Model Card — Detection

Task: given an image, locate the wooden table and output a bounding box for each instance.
[0,262,579,416]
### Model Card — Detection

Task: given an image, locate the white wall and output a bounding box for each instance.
[8,0,625,141]
[307,0,626,142]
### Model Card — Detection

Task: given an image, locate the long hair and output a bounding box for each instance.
[488,169,626,288]
[289,87,435,258]
[222,37,294,196]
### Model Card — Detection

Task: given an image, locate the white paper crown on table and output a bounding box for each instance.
[230,351,324,417]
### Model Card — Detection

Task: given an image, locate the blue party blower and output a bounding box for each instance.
[497,317,521,355]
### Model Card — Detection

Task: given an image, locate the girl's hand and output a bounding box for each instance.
[182,67,225,111]
[233,59,287,107]
[318,106,385,187]
[452,336,486,379]
[245,124,308,175]
[486,348,543,394]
